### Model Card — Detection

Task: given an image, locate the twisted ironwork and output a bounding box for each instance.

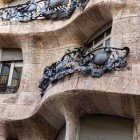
[39,46,130,97]
[0,0,89,22]
[0,85,19,94]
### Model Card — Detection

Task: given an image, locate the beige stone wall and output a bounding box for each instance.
[0,0,140,139]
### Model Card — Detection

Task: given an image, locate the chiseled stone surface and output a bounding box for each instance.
[0,0,140,139]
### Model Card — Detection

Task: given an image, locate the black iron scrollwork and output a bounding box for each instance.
[0,0,89,22]
[0,85,19,94]
[39,46,130,96]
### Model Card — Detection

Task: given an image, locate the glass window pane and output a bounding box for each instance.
[96,43,104,48]
[0,63,10,86]
[106,27,112,36]
[94,43,103,55]
[105,38,111,47]
[11,67,22,88]
[94,33,104,45]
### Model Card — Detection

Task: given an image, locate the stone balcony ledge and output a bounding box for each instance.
[0,64,140,120]
[0,0,124,35]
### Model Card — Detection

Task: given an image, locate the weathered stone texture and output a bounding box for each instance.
[0,0,140,139]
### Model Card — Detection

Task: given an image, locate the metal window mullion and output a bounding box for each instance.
[0,63,2,75]
[103,32,107,46]
[94,39,104,48]
[14,62,23,67]
[104,34,111,41]
[0,49,2,60]
[103,39,106,47]
[7,62,15,86]
[105,36,111,47]
[88,22,112,43]
[105,34,111,40]
[0,49,2,75]
[93,41,95,46]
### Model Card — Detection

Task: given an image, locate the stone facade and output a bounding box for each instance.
[0,0,140,139]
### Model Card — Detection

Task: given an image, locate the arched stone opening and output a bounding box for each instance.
[40,88,137,140]
[56,115,134,140]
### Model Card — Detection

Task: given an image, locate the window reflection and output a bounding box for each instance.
[11,67,22,88]
[86,26,112,51]
[0,63,10,86]
[0,49,23,94]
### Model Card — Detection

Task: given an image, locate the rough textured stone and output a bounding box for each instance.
[0,0,140,139]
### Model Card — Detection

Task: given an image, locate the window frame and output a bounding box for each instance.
[93,33,111,49]
[86,22,112,51]
[0,61,23,87]
[0,48,23,93]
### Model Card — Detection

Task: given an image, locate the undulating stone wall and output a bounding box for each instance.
[0,0,140,139]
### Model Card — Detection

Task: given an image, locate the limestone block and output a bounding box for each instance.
[43,99,65,121]
[74,13,99,38]
[106,93,124,117]
[0,0,11,4]
[90,92,116,115]
[61,77,78,92]
[2,105,17,118]
[17,92,41,104]
[107,76,131,93]
[13,105,28,119]
[73,91,100,114]
[100,76,113,91]
[132,64,140,77]
[23,105,36,118]
[39,105,63,129]
[121,0,139,17]
[0,105,7,116]
[123,79,140,95]
[64,23,88,45]
[76,76,94,90]
[120,95,134,118]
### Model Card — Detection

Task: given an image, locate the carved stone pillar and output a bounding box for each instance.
[134,117,140,140]
[0,136,6,140]
[0,121,7,140]
[65,113,79,140]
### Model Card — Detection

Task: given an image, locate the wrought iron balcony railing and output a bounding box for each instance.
[39,46,130,97]
[0,75,20,94]
[0,85,19,94]
[0,0,89,22]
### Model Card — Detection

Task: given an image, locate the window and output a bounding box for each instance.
[55,115,133,140]
[86,23,112,55]
[0,49,23,94]
[78,115,133,140]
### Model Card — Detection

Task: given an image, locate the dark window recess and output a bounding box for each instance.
[106,27,112,36]
[7,138,18,140]
[94,33,104,44]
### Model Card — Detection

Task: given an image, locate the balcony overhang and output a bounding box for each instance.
[0,0,124,35]
[0,0,12,6]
